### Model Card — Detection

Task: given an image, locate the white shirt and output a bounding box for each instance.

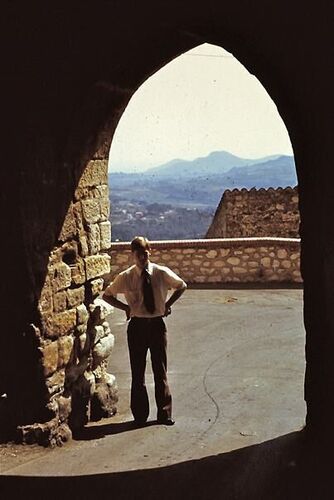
[104,262,186,318]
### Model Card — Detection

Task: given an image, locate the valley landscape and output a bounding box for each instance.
[109,151,297,241]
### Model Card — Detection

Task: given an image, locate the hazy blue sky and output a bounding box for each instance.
[108,43,293,173]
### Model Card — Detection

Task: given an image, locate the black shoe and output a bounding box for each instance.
[157,418,175,426]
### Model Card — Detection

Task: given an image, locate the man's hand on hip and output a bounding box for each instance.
[163,285,186,317]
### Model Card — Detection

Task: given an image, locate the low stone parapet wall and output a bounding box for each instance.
[106,238,302,285]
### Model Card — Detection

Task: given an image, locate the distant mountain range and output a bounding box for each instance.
[145,150,282,177]
[109,151,297,208]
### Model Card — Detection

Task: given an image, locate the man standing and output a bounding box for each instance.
[103,236,187,426]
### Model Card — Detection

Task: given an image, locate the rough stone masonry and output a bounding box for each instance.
[16,159,118,447]
[108,238,301,285]
[206,187,299,239]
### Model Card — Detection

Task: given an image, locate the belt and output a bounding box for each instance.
[131,316,163,323]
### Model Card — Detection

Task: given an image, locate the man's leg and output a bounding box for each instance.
[149,318,172,422]
[127,319,149,423]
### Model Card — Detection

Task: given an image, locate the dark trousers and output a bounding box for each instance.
[127,317,172,422]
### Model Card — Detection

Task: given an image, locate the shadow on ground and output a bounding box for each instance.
[1,430,333,499]
[72,420,158,440]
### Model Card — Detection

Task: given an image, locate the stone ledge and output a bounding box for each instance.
[109,237,301,251]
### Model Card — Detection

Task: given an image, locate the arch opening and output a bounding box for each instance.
[102,42,305,461]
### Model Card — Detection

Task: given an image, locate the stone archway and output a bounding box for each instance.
[1,2,333,444]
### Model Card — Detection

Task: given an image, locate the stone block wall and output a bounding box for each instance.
[19,159,118,446]
[106,238,302,286]
[206,187,300,238]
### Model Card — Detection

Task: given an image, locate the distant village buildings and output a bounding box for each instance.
[206,186,300,238]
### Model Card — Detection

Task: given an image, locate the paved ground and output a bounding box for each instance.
[1,288,311,498]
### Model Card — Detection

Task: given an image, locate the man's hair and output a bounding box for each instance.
[130,236,151,253]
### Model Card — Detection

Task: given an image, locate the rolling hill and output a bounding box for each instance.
[109,151,296,208]
[144,150,282,177]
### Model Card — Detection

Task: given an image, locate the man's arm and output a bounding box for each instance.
[164,284,187,316]
[102,292,131,320]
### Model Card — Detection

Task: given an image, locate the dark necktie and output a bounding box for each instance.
[142,268,155,314]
